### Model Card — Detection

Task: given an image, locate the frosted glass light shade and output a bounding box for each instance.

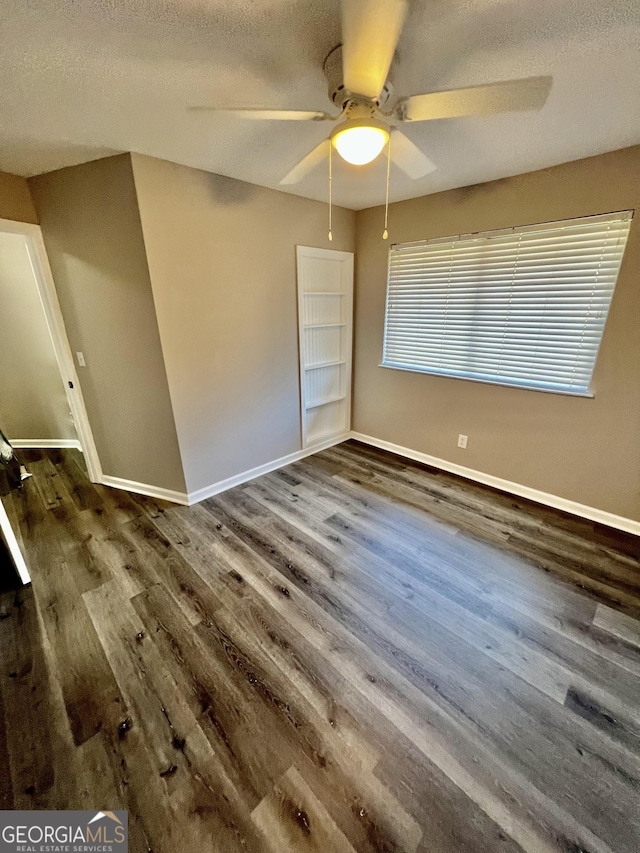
[331,119,390,166]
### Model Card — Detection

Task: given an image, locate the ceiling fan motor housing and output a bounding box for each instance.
[330,114,390,142]
[323,44,393,109]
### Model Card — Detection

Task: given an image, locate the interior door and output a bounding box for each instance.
[296,245,354,449]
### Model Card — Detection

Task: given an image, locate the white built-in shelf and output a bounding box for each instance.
[304,323,347,329]
[305,359,346,371]
[305,394,346,410]
[297,245,353,449]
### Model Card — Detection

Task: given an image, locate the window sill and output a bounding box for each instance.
[378,363,594,398]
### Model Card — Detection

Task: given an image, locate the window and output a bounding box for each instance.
[382,211,632,396]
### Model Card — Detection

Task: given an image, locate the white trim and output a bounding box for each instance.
[10,439,82,450]
[101,475,190,506]
[99,434,350,506]
[0,218,103,484]
[296,246,354,449]
[187,433,350,505]
[0,499,31,585]
[349,431,640,536]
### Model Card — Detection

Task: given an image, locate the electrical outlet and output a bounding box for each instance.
[458,434,468,449]
[76,352,86,367]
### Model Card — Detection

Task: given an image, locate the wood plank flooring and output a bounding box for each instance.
[1,441,639,852]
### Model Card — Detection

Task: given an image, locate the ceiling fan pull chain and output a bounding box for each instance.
[328,140,333,241]
[383,134,391,240]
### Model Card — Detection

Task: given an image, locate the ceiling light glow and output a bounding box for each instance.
[331,119,390,166]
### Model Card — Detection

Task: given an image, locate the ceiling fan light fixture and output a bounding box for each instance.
[331,118,390,166]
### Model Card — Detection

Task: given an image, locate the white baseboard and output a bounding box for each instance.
[349,431,640,536]
[98,433,351,507]
[42,428,637,535]
[187,433,351,505]
[100,475,190,506]
[10,439,82,450]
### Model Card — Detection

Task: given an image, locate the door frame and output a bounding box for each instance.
[0,217,102,483]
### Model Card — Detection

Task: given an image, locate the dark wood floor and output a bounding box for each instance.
[1,442,639,852]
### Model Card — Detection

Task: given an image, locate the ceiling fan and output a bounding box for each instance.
[190,0,552,186]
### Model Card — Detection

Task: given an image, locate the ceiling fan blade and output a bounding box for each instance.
[188,107,333,121]
[341,0,408,100]
[390,131,437,179]
[280,139,330,185]
[397,76,553,122]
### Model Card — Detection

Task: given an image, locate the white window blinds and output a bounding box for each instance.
[382,211,632,395]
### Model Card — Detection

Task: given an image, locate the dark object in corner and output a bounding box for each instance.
[0,428,30,590]
[0,428,27,496]
[0,535,21,592]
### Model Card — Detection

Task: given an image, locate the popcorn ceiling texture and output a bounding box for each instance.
[1,0,639,209]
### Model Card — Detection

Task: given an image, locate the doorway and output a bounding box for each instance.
[0,217,100,482]
[0,229,80,450]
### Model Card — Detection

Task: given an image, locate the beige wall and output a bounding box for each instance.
[0,231,77,442]
[354,146,640,522]
[29,155,186,492]
[0,171,38,225]
[131,154,356,494]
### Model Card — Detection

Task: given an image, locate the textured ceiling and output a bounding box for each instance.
[1,0,639,209]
